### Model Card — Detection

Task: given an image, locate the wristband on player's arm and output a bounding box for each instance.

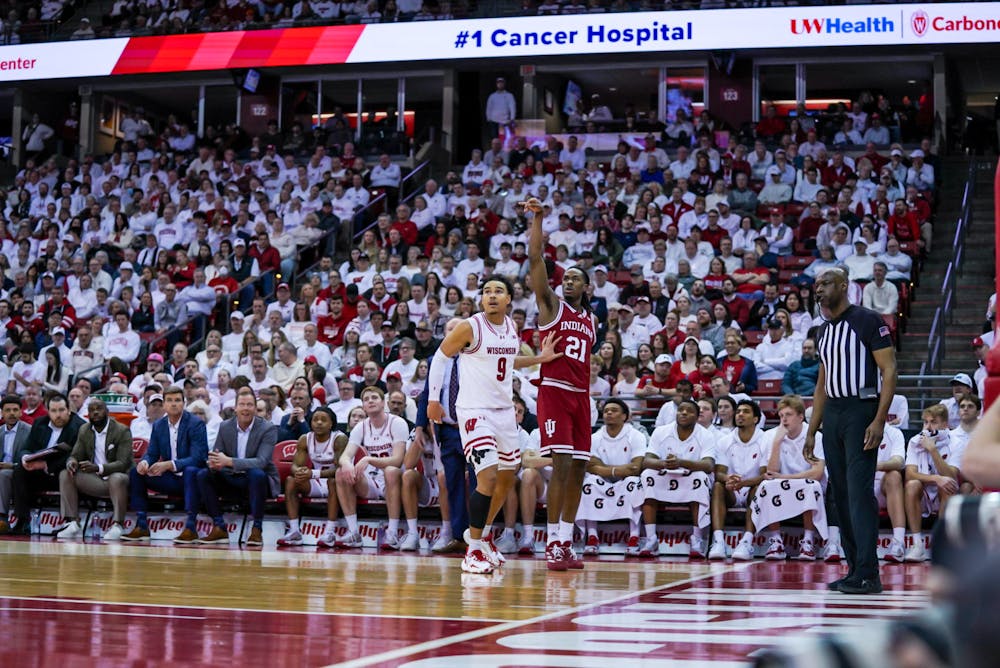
[427,349,449,401]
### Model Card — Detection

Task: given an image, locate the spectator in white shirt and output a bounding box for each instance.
[843,239,876,281]
[861,262,899,315]
[753,319,798,380]
[102,311,141,365]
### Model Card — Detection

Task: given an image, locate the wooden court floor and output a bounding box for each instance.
[0,537,932,667]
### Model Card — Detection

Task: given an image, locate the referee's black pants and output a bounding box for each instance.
[823,397,879,582]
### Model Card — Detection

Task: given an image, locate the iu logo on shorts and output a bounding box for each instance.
[465,418,478,433]
[544,419,556,438]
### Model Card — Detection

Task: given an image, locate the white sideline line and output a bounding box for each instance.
[0,596,505,623]
[332,562,754,668]
[0,604,204,620]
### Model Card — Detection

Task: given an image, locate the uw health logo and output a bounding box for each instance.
[911,10,929,37]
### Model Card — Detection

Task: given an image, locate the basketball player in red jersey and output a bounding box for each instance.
[525,197,598,571]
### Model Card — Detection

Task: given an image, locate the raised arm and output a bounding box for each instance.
[525,198,559,327]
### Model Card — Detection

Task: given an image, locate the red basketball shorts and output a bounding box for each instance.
[536,386,592,462]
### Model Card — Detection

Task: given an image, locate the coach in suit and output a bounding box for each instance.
[197,387,277,546]
[56,398,134,541]
[122,385,208,544]
[0,396,33,534]
[10,393,86,535]
[415,318,472,553]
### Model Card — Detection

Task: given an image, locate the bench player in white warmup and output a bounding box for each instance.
[427,275,559,574]
[710,400,768,560]
[576,399,647,556]
[335,387,409,548]
[278,407,348,548]
[873,423,906,563]
[752,395,829,561]
[639,399,717,558]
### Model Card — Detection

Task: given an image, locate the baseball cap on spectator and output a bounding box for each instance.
[411,274,426,286]
[973,336,985,347]
[717,200,730,208]
[233,238,246,247]
[386,372,402,381]
[483,179,494,186]
[617,303,634,313]
[769,207,782,215]
[415,320,431,331]
[722,152,734,160]
[636,224,651,233]
[636,296,650,304]
[148,353,164,363]
[51,327,65,336]
[304,355,318,364]
[766,166,782,177]
[112,372,128,383]
[148,393,164,404]
[774,148,786,156]
[277,282,290,291]
[120,262,134,271]
[854,238,869,247]
[890,148,903,157]
[230,311,245,320]
[312,386,326,404]
[950,373,973,388]
[346,284,359,296]
[357,252,370,261]
[42,272,55,279]
[62,234,76,243]
[910,149,925,158]
[381,321,394,329]
[629,268,643,277]
[655,354,673,365]
[766,317,782,329]
[594,265,608,274]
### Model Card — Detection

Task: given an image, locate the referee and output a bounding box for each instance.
[806,268,897,595]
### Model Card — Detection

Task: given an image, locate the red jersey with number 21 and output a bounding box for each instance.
[537,300,596,393]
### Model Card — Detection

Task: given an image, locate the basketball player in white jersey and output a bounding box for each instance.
[874,423,906,563]
[278,407,348,548]
[401,425,450,551]
[427,276,559,574]
[335,386,409,548]
[711,400,768,560]
[753,395,829,561]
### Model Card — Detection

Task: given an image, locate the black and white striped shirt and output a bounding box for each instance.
[817,305,894,399]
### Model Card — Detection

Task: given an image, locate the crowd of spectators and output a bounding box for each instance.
[0,88,989,566]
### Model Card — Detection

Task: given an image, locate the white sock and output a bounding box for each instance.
[288,517,300,533]
[629,517,640,538]
[713,529,725,544]
[467,537,483,551]
[586,521,597,538]
[803,529,816,542]
[893,527,905,543]
[742,531,754,543]
[482,523,493,539]
[324,520,336,534]
[439,522,451,540]
[388,518,399,535]
[407,518,418,535]
[523,524,535,541]
[691,525,703,539]
[501,527,514,540]
[911,531,923,545]
[645,523,657,539]
[346,514,359,534]
[828,526,841,543]
[559,520,574,543]
[547,522,559,543]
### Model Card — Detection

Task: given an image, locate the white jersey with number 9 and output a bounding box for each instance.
[456,312,520,411]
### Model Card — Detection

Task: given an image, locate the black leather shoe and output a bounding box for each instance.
[838,578,883,595]
[10,522,31,536]
[432,538,467,554]
[827,575,855,591]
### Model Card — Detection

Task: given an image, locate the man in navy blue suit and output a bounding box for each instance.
[122,385,208,544]
[415,317,472,553]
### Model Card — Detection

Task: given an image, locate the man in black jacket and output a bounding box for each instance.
[9,393,86,535]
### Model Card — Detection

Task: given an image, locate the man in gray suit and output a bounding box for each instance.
[56,398,134,541]
[196,387,277,546]
[0,396,32,534]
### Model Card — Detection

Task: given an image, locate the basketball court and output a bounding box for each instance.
[0,538,929,666]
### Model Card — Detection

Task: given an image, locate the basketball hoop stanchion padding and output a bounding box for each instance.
[986,161,1000,409]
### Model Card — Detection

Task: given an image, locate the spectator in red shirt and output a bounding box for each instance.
[714,278,752,328]
[316,294,352,347]
[717,331,758,394]
[391,204,418,246]
[687,354,724,398]
[731,252,771,301]
[887,199,920,245]
[250,232,281,274]
[21,385,47,425]
[635,353,677,414]
[208,265,239,295]
[701,210,729,248]
[755,105,786,142]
